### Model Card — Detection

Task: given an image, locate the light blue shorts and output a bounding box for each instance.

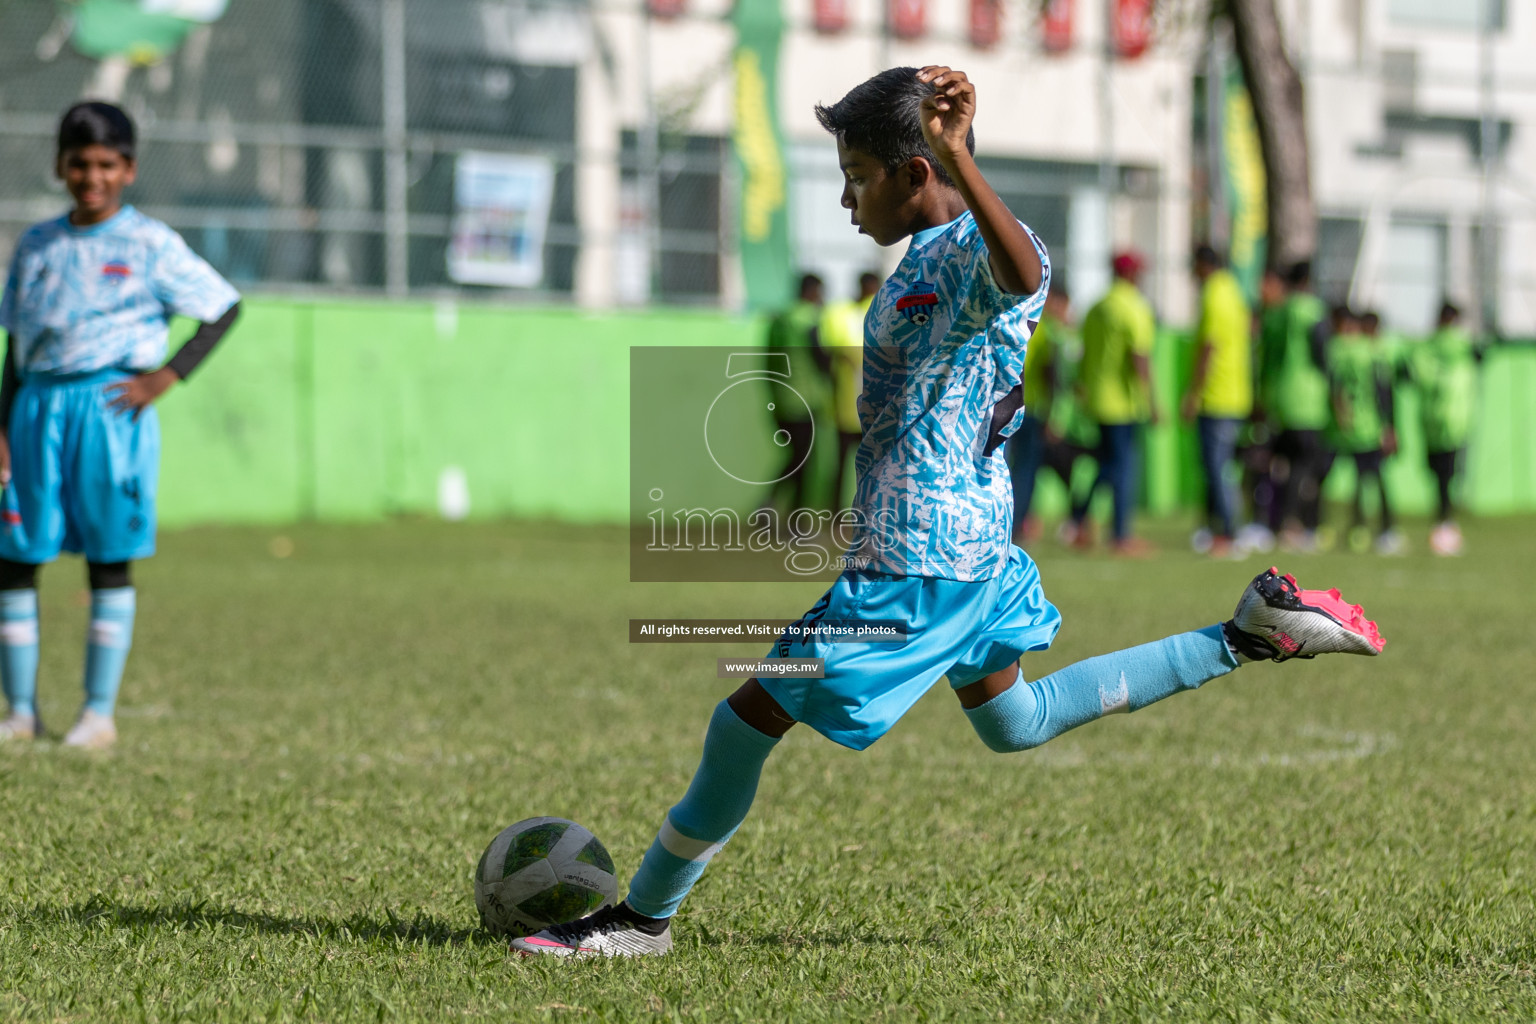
[758,545,1061,750]
[0,370,160,565]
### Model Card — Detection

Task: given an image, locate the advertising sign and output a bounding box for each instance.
[448,152,556,288]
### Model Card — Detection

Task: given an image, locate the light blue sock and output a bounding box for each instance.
[965,625,1239,753]
[626,699,781,919]
[83,588,135,717]
[0,590,40,718]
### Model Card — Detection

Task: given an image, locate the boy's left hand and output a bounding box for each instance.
[916,66,976,166]
[106,367,178,419]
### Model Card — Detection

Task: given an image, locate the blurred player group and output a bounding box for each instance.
[768,244,1482,560]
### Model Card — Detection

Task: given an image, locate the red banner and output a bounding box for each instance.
[648,0,685,18]
[888,0,925,40]
[813,0,848,33]
[1114,0,1151,58]
[1041,0,1073,53]
[969,0,1000,48]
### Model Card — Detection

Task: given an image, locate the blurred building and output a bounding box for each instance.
[1299,0,1523,336]
[0,0,1530,334]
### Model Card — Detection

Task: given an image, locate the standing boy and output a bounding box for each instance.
[1238,266,1290,550]
[819,271,880,510]
[513,67,1383,958]
[1408,302,1478,555]
[1182,245,1251,557]
[1007,284,1070,544]
[1266,262,1333,551]
[761,273,829,516]
[0,102,241,747]
[1327,307,1401,554]
[1069,251,1158,555]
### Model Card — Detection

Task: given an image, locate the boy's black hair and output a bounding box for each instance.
[57,101,136,160]
[1194,244,1223,268]
[815,67,974,188]
[1438,300,1461,324]
[797,273,824,299]
[1283,260,1312,288]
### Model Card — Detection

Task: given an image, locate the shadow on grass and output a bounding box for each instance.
[21,897,919,952]
[21,894,492,948]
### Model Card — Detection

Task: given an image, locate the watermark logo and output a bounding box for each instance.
[703,353,812,485]
[630,347,904,582]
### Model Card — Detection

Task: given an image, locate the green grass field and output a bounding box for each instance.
[1,517,1533,1022]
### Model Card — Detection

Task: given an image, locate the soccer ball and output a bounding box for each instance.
[474,817,619,937]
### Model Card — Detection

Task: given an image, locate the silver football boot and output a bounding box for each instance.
[510,903,673,958]
[1227,567,1385,662]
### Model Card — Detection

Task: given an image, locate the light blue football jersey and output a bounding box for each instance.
[849,211,1050,581]
[0,205,239,376]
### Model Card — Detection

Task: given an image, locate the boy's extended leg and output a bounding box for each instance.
[511,681,792,957]
[0,560,42,741]
[959,568,1383,752]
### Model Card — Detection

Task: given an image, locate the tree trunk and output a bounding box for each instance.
[1227,0,1315,270]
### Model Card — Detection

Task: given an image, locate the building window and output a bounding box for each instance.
[1380,218,1448,335]
[1317,217,1364,307]
[619,132,726,305]
[1387,0,1502,31]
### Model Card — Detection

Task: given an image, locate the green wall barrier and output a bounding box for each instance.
[156,299,757,527]
[154,298,1536,528]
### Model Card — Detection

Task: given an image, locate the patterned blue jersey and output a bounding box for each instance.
[849,211,1050,581]
[0,205,239,377]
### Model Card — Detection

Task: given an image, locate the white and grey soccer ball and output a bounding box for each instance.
[474,817,619,937]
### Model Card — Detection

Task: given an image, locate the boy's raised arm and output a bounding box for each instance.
[915,66,1043,297]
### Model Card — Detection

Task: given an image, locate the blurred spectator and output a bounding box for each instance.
[1265,261,1333,552]
[1327,305,1402,554]
[1182,244,1252,558]
[1233,268,1288,554]
[1405,301,1479,556]
[1008,284,1071,545]
[1068,251,1157,556]
[763,273,829,516]
[819,271,880,510]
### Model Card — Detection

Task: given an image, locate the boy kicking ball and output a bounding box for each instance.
[513,67,1384,957]
[0,102,241,749]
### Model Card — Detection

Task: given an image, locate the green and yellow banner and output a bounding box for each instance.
[731,0,793,312]
[67,0,229,64]
[1221,65,1267,304]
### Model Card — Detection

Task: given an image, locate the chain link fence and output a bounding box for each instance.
[0,0,739,303]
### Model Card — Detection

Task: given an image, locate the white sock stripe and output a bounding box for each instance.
[89,620,130,648]
[657,818,725,863]
[0,620,38,645]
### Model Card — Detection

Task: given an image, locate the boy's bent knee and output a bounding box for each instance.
[726,678,796,738]
[962,680,1045,753]
[954,663,1020,710]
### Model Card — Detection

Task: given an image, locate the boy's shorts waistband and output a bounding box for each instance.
[19,368,137,388]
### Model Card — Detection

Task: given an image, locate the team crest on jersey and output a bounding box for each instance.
[895,281,939,325]
[102,261,132,282]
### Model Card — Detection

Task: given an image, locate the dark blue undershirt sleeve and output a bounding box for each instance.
[165,301,241,381]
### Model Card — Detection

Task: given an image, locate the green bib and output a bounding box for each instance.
[1270,293,1330,431]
